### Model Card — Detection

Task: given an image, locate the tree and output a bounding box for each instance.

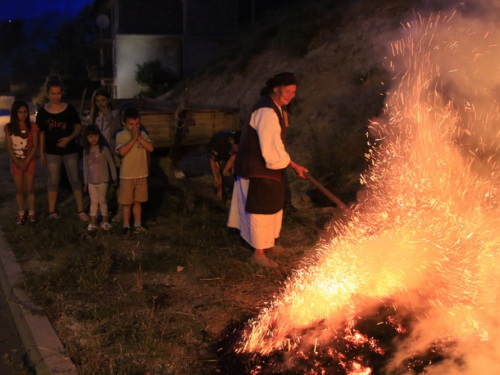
[10,49,50,86]
[0,19,26,87]
[0,19,25,53]
[49,4,99,79]
[135,60,179,98]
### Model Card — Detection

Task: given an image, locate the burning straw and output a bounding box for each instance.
[239,10,500,375]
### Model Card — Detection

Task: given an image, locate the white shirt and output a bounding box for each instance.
[249,107,290,170]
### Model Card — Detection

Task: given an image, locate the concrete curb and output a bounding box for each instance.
[0,225,77,374]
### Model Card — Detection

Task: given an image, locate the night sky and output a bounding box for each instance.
[1,0,93,21]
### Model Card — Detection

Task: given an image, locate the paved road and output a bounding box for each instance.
[0,286,27,375]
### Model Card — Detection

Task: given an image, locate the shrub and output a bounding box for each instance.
[135,60,179,98]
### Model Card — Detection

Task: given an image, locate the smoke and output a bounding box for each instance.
[365,7,500,373]
[240,2,500,375]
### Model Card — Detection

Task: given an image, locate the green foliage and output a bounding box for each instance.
[48,5,99,79]
[0,19,25,53]
[1,5,98,98]
[135,60,179,98]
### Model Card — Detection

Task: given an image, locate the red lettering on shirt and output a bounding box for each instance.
[47,118,67,130]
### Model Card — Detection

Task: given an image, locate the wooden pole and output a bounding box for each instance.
[304,172,353,217]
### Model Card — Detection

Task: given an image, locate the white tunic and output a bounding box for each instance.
[227,105,290,249]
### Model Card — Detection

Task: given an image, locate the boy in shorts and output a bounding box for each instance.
[115,107,154,238]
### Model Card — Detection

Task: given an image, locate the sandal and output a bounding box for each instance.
[49,212,60,219]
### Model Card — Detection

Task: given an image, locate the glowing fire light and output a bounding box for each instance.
[347,362,371,375]
[239,10,500,374]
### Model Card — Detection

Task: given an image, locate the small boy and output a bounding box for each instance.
[115,107,154,239]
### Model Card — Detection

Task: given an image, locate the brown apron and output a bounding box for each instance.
[245,176,284,215]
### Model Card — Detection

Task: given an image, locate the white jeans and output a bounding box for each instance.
[88,182,109,217]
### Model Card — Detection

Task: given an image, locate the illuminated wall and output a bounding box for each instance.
[114,35,181,98]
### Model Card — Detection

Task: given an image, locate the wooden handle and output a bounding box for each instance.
[304,172,352,216]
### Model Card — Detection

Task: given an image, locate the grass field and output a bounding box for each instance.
[0,147,340,374]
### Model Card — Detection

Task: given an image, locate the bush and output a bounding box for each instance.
[135,59,179,98]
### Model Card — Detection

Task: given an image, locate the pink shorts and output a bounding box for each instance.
[11,159,35,176]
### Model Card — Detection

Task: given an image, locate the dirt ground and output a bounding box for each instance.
[0,146,346,374]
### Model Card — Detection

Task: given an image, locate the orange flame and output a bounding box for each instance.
[240,11,500,373]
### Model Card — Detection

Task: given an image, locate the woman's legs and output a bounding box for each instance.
[74,190,85,213]
[62,153,85,213]
[45,154,63,213]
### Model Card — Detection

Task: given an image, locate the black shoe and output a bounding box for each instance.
[122,227,131,239]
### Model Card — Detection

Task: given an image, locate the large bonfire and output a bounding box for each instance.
[239,10,500,375]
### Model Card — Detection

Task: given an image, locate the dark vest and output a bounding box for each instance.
[235,95,287,181]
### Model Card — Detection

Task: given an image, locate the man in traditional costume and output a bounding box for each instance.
[228,72,308,268]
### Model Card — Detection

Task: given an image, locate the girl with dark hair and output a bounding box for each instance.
[90,87,120,145]
[82,124,117,231]
[4,99,39,224]
[37,74,88,220]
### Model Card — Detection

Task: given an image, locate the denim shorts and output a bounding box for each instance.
[45,152,82,192]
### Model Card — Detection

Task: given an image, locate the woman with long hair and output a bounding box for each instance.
[36,74,88,220]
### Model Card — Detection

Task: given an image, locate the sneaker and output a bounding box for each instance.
[87,223,98,232]
[16,214,26,225]
[122,227,131,239]
[133,225,147,234]
[112,211,123,223]
[27,214,37,224]
[78,211,90,222]
[100,222,112,231]
[49,212,60,219]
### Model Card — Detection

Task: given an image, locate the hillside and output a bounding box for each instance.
[168,0,421,203]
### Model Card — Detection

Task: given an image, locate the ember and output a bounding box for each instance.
[230,9,500,375]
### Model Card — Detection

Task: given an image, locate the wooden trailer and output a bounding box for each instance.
[110,99,240,149]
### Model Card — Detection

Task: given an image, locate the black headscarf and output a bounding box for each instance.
[259,72,298,97]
